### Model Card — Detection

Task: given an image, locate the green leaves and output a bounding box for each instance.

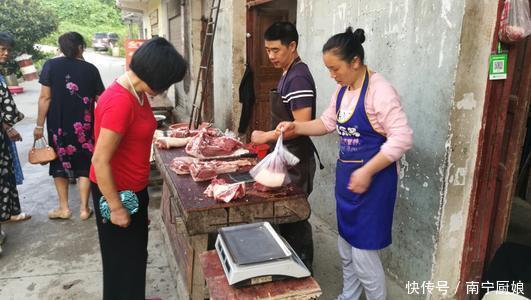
[39,0,127,49]
[41,0,123,27]
[0,0,126,74]
[0,0,59,73]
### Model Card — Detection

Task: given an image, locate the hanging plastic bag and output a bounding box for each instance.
[499,0,531,43]
[249,130,300,188]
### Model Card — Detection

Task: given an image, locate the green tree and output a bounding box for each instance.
[0,0,59,73]
[98,0,118,7]
[40,0,126,48]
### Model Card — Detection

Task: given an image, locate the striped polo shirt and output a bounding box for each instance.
[277,60,316,119]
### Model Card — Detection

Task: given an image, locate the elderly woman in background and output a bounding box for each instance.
[34,32,105,220]
[90,37,186,299]
[0,32,31,254]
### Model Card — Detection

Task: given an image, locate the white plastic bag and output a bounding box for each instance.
[249,131,299,188]
[499,0,531,43]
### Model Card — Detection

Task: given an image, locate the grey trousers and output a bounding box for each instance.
[337,236,387,300]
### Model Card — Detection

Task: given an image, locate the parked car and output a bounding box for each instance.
[92,32,119,51]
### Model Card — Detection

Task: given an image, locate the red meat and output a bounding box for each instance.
[204,178,246,203]
[186,129,243,158]
[169,157,197,175]
[189,161,217,182]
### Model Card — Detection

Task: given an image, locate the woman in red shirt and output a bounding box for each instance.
[90,37,186,300]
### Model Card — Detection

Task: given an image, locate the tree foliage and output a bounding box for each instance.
[0,0,59,73]
[39,0,126,47]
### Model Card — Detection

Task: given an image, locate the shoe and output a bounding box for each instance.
[48,209,72,220]
[80,209,93,220]
[0,213,32,224]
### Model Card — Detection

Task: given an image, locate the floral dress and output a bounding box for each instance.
[0,73,24,221]
[39,57,104,179]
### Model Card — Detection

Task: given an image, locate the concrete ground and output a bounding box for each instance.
[0,52,177,299]
[0,51,411,299]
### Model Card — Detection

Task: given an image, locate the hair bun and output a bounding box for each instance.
[345,26,354,35]
[352,28,365,44]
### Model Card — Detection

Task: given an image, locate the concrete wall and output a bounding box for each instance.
[296,0,469,286]
[431,1,498,298]
[170,0,207,122]
[213,0,246,131]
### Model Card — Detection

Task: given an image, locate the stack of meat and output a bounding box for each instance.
[169,156,255,181]
[169,125,222,139]
[204,178,245,203]
[185,129,244,158]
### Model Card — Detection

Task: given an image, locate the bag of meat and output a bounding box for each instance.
[499,0,531,43]
[249,130,299,188]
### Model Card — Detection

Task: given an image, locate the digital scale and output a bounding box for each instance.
[215,222,311,287]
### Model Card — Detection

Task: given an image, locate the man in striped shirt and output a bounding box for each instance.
[251,21,319,273]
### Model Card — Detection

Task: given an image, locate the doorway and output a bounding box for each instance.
[459,14,531,298]
[245,0,297,136]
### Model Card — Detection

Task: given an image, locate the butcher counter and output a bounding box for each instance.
[153,146,311,300]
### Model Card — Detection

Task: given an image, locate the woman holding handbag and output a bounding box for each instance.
[0,32,31,254]
[90,37,186,299]
[34,32,105,220]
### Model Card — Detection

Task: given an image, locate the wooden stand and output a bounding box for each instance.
[200,250,322,299]
[155,147,311,299]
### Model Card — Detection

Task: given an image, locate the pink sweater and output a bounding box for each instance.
[320,73,413,162]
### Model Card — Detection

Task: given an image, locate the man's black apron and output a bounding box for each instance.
[269,58,323,195]
[268,58,323,272]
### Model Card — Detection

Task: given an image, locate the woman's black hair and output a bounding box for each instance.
[0,32,15,48]
[129,37,187,93]
[263,21,299,47]
[322,27,365,63]
[58,32,86,58]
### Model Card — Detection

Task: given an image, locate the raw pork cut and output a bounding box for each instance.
[189,159,255,181]
[155,137,190,149]
[169,157,197,175]
[189,161,217,182]
[170,126,222,139]
[204,178,246,203]
[186,129,244,158]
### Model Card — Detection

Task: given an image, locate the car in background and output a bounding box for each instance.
[92,32,119,51]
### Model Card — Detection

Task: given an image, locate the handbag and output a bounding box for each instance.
[99,190,140,221]
[28,137,57,165]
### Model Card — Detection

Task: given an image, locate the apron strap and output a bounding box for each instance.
[309,137,325,170]
[335,86,348,114]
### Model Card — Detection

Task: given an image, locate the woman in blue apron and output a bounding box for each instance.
[277,27,413,299]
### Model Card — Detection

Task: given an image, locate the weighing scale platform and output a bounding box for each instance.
[215,222,311,288]
[200,250,322,299]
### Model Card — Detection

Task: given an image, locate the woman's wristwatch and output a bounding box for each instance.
[35,125,44,129]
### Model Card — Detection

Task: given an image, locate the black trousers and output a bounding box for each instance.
[91,183,150,300]
[278,220,314,273]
